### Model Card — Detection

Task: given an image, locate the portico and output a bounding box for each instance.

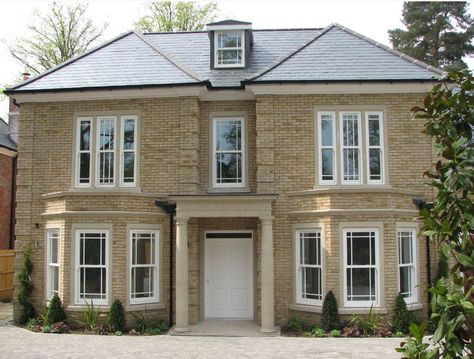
[169,194,277,334]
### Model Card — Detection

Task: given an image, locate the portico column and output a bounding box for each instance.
[175,216,189,332]
[260,216,275,333]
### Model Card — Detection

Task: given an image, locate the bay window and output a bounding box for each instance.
[46,229,60,300]
[316,110,385,185]
[398,228,417,303]
[129,229,160,304]
[295,229,323,305]
[74,115,138,189]
[344,229,379,307]
[75,230,109,305]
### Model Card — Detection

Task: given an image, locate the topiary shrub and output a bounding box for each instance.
[392,293,410,333]
[108,299,125,332]
[322,290,341,331]
[17,245,35,324]
[45,294,66,324]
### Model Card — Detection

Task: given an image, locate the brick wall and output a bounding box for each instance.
[0,153,14,249]
[14,92,437,327]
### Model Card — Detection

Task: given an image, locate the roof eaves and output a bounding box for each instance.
[5,31,135,93]
[246,24,333,81]
[331,23,445,76]
[7,81,210,94]
[134,31,203,82]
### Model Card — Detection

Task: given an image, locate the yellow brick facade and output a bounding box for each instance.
[14,92,437,328]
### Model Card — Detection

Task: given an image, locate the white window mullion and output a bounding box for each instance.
[318,112,336,185]
[120,116,137,187]
[46,229,60,300]
[96,117,117,187]
[398,228,417,304]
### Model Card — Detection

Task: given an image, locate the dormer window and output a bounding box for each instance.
[215,31,244,68]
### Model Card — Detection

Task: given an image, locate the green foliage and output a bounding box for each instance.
[26,317,40,331]
[9,1,107,74]
[286,315,305,333]
[388,2,474,69]
[115,330,123,336]
[132,310,169,334]
[82,301,99,331]
[42,324,53,333]
[392,293,410,334]
[329,329,341,337]
[322,290,341,331]
[396,321,431,359]
[45,294,66,325]
[434,252,449,282]
[394,331,405,338]
[349,305,384,335]
[409,70,474,358]
[135,1,218,32]
[311,327,325,337]
[17,245,35,324]
[108,299,125,332]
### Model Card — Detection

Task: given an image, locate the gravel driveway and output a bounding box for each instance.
[0,321,403,359]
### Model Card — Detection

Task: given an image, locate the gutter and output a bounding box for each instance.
[4,81,211,96]
[155,199,176,327]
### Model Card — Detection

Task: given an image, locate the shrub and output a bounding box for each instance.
[82,300,99,331]
[395,321,430,358]
[45,294,66,325]
[329,329,341,337]
[17,245,35,324]
[50,322,68,334]
[435,253,449,282]
[108,299,125,332]
[392,293,410,334]
[286,315,305,333]
[42,324,52,333]
[311,327,325,337]
[349,305,384,335]
[322,290,341,331]
[26,318,40,331]
[394,331,405,338]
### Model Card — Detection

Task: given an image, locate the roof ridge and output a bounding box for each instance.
[7,31,135,92]
[247,24,333,81]
[331,23,445,76]
[133,31,202,82]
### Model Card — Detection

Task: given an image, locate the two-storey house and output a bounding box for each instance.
[6,20,442,333]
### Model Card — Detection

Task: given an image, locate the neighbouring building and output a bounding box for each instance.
[6,21,442,332]
[0,115,17,249]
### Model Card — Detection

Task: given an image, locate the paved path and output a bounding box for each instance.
[0,321,402,359]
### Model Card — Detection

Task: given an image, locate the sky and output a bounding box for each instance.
[0,0,472,119]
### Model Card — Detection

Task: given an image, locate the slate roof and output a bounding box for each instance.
[6,23,442,93]
[0,118,17,151]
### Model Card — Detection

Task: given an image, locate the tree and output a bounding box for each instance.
[135,1,218,33]
[407,70,474,358]
[9,1,107,75]
[388,2,474,70]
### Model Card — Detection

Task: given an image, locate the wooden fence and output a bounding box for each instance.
[0,250,14,301]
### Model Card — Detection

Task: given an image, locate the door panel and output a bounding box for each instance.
[205,236,253,319]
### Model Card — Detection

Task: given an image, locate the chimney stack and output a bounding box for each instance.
[22,72,30,81]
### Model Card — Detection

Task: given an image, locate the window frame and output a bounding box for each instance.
[343,228,380,307]
[128,229,160,305]
[74,229,110,306]
[340,112,362,185]
[75,117,93,188]
[295,228,324,306]
[214,30,245,68]
[120,115,138,187]
[212,117,246,188]
[365,112,385,184]
[397,227,418,304]
[317,112,337,185]
[46,228,60,300]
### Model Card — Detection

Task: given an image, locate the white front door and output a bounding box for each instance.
[205,234,253,319]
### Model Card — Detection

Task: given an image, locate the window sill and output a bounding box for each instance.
[339,307,387,315]
[207,186,250,194]
[407,303,423,311]
[289,304,322,313]
[125,303,165,312]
